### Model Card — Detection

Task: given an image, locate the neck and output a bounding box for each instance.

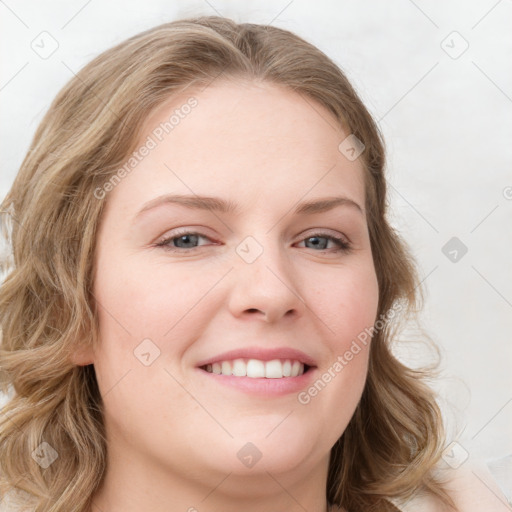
[89,441,332,512]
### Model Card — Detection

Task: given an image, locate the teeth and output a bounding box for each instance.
[282,360,292,377]
[232,359,246,377]
[203,358,305,378]
[247,359,266,378]
[265,360,282,378]
[221,361,231,375]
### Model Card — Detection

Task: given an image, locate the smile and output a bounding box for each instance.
[201,358,308,378]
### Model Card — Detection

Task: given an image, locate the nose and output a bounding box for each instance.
[227,240,305,323]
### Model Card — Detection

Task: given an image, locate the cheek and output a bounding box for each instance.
[91,253,229,384]
[92,252,211,338]
[309,262,379,349]
[301,265,377,423]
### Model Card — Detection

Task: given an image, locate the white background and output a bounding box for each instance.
[1,0,511,475]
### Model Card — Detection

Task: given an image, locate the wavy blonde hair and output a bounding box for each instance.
[0,15,455,512]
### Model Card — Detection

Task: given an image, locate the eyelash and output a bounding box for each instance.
[154,229,352,254]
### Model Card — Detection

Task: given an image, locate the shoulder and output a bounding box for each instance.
[397,456,510,512]
[439,456,510,511]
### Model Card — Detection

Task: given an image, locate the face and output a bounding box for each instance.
[83,80,379,488]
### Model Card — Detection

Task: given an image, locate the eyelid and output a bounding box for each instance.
[153,228,348,244]
[298,227,350,243]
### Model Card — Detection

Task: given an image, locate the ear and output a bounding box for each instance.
[69,341,95,366]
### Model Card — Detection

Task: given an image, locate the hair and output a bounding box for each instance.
[0,15,455,512]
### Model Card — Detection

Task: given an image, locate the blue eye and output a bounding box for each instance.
[155,231,211,250]
[299,234,351,252]
[154,231,351,253]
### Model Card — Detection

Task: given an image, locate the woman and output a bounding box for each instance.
[0,15,506,512]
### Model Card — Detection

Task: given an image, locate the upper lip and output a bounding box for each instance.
[196,346,317,368]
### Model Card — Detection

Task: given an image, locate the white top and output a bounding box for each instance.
[396,455,511,512]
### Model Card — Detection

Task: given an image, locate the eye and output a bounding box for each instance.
[154,230,352,254]
[154,230,213,251]
[296,233,352,253]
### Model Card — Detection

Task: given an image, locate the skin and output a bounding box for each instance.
[75,79,379,512]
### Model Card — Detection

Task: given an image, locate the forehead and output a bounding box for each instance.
[142,78,350,159]
[107,79,366,217]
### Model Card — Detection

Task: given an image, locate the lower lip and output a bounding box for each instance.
[195,367,317,397]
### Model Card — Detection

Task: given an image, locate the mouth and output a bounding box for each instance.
[195,346,317,395]
[199,358,313,379]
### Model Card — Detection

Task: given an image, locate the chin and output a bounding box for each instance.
[205,424,321,476]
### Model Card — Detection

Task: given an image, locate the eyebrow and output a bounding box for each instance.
[134,194,364,220]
